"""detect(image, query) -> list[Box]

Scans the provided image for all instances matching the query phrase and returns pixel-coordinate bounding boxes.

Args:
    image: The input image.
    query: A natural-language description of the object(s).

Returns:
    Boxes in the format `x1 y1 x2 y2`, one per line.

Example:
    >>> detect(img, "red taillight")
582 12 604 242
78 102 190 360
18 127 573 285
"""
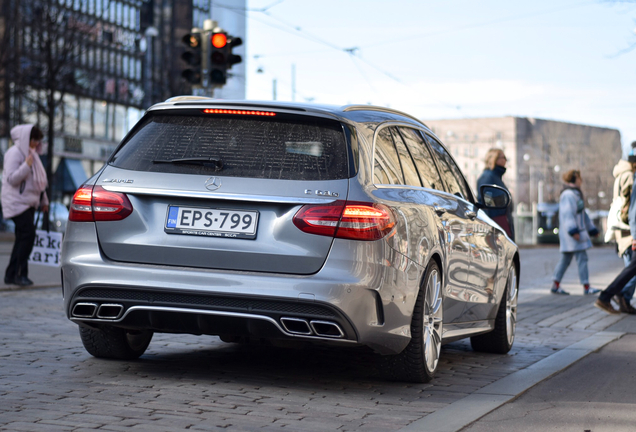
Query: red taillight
293 200 396 241
69 185 133 222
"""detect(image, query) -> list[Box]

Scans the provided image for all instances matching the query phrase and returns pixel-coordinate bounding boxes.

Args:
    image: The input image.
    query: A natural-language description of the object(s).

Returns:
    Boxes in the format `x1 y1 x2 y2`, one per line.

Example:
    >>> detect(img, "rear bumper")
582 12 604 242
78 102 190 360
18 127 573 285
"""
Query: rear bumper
62 223 424 354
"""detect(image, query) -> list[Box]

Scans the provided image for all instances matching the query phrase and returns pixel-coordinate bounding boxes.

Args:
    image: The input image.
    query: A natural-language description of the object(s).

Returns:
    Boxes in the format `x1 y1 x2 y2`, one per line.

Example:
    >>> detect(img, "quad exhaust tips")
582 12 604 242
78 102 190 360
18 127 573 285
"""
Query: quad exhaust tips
280 317 344 338
71 303 98 318
96 304 124 319
71 303 123 320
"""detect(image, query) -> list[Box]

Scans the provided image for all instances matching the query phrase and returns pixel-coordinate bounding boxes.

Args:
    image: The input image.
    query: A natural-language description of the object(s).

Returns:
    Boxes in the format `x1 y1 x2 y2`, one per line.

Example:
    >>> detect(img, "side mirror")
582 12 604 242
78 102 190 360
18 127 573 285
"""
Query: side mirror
479 184 510 210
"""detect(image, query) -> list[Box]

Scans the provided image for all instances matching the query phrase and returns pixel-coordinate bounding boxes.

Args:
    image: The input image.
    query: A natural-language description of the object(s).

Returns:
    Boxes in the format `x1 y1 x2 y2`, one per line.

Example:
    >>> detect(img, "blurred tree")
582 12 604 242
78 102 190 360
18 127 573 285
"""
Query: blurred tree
0 0 112 204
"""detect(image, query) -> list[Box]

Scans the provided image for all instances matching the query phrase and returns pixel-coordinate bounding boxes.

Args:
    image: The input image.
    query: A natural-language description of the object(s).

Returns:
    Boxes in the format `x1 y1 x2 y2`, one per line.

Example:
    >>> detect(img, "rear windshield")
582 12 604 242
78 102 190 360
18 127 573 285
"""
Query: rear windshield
109 112 350 180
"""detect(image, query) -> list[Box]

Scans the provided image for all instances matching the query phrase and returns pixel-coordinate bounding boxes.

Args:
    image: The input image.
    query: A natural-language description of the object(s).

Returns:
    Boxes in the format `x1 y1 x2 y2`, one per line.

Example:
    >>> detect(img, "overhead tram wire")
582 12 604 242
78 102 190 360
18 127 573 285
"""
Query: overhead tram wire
216 1 595 118
360 0 596 48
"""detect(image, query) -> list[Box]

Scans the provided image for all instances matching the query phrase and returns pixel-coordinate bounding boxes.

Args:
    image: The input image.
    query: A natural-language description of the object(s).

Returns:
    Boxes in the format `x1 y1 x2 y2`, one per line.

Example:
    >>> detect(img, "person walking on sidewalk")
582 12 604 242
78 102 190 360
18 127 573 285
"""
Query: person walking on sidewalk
477 148 515 240
1 124 49 286
596 148 636 314
604 149 636 313
550 169 600 295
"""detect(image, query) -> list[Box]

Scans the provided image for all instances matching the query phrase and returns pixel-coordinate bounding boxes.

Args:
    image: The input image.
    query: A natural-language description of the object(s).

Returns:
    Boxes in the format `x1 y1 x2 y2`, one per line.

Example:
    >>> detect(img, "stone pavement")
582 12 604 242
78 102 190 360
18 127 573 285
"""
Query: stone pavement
0 245 632 431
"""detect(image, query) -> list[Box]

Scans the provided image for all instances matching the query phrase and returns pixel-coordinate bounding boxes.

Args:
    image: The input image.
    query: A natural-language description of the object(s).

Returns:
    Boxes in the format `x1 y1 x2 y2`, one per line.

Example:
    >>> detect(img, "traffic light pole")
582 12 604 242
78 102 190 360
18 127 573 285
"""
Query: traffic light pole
201 19 215 89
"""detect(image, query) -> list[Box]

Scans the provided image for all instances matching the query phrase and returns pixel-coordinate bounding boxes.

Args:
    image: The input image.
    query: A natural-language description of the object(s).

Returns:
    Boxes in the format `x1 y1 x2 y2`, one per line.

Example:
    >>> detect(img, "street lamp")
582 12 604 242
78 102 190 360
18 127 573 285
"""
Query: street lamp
143 26 159 109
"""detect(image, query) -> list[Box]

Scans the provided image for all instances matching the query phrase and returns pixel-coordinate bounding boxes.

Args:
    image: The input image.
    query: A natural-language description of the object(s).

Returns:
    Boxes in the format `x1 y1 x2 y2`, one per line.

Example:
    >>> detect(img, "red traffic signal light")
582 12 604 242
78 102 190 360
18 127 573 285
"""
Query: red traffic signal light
211 32 227 49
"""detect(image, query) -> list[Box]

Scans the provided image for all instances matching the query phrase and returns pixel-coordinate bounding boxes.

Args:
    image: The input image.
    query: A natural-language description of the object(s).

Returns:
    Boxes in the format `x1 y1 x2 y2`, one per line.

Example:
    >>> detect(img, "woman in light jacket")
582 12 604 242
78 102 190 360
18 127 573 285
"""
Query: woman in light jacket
1 124 49 286
550 169 599 295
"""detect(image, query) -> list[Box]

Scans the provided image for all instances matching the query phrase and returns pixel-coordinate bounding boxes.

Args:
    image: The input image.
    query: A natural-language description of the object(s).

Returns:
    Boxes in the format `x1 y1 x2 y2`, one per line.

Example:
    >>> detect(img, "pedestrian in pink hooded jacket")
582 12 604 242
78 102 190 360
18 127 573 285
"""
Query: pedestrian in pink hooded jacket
1 124 49 286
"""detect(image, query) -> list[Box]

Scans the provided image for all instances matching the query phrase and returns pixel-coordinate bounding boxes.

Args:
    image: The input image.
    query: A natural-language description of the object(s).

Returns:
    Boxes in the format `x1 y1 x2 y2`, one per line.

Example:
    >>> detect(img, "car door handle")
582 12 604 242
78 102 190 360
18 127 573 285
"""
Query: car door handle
465 211 477 219
434 206 446 215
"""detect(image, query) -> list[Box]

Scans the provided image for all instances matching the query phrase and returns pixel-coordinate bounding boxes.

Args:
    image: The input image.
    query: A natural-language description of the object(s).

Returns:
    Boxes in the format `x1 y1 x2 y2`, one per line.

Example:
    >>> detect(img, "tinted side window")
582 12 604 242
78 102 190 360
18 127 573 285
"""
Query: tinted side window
425 134 472 201
110 113 349 180
390 128 421 187
373 127 403 185
398 127 443 191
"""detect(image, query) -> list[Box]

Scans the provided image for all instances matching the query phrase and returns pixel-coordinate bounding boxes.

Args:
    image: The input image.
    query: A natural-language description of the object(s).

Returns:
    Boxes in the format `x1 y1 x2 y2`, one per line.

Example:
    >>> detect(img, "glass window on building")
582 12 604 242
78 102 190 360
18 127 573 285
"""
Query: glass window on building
127 107 143 131
109 51 115 74
94 101 107 138
63 94 79 135
79 98 93 137
116 53 122 76
123 55 129 77
114 104 126 141
117 2 123 25
123 4 129 28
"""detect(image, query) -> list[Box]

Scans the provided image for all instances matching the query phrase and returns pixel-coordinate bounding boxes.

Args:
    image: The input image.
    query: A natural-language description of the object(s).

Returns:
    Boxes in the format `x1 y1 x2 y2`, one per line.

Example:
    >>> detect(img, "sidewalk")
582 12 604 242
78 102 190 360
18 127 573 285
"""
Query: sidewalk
0 234 61 291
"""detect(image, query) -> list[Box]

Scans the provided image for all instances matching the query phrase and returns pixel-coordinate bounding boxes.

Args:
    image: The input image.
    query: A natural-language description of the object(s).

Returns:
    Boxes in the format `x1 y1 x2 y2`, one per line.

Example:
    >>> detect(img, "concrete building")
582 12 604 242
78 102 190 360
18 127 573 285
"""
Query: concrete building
423 117 622 212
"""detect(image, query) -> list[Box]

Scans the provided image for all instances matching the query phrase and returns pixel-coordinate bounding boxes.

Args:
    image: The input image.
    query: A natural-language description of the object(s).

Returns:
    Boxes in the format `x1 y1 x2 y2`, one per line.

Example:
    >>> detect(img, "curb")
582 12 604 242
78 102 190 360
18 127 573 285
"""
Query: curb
399 331 625 432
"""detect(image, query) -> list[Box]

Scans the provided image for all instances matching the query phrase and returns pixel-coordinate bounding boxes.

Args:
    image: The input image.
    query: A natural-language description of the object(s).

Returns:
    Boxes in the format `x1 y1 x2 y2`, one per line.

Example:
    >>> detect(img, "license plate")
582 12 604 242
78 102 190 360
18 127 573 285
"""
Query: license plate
165 206 259 239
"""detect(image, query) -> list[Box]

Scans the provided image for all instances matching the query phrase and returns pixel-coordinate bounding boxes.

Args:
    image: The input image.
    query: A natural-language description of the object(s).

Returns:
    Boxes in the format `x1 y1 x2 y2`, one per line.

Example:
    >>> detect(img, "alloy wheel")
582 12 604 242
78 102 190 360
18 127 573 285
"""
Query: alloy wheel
506 267 518 346
423 268 443 372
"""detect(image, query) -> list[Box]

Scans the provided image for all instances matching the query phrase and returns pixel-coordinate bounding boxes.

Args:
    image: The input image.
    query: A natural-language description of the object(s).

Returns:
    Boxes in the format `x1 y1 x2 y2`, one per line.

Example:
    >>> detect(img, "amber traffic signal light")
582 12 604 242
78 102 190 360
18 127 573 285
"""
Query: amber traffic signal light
181 32 203 85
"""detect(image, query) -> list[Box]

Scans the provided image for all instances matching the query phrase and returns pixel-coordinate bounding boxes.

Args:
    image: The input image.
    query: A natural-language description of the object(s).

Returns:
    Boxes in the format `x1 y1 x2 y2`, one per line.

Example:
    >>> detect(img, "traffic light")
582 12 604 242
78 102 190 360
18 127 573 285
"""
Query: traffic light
226 36 243 69
209 30 228 85
181 31 203 85
209 31 243 86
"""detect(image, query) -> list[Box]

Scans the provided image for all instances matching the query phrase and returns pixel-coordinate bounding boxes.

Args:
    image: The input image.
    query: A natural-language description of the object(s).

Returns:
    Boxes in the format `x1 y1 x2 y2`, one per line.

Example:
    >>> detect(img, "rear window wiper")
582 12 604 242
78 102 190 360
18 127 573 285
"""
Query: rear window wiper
152 157 223 171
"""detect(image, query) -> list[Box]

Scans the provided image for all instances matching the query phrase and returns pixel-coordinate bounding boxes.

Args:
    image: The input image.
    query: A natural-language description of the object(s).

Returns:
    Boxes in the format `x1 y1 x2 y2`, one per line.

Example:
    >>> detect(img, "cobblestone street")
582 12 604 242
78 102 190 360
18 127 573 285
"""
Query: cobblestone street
0 246 630 431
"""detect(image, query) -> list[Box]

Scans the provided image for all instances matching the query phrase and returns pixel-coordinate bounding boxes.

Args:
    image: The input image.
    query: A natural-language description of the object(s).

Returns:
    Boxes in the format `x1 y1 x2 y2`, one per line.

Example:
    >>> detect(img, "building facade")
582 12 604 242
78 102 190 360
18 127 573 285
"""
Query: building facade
0 0 245 203
424 117 622 212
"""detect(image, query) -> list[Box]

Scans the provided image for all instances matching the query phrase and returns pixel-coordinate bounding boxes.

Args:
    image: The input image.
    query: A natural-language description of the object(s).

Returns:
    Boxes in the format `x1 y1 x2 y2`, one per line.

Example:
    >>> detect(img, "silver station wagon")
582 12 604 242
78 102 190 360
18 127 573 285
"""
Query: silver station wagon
62 98 519 382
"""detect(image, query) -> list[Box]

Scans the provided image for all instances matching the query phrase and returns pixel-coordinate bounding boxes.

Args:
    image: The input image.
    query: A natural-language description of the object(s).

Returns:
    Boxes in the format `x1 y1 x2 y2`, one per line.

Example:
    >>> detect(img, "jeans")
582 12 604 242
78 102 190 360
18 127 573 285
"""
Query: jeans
5 207 35 281
621 248 636 301
553 250 589 285
600 252 636 302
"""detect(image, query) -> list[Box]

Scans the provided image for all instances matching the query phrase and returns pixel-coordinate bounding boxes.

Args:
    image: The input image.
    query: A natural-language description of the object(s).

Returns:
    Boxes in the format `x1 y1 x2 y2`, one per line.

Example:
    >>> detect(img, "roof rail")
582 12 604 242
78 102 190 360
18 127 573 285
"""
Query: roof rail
342 104 428 128
164 96 216 103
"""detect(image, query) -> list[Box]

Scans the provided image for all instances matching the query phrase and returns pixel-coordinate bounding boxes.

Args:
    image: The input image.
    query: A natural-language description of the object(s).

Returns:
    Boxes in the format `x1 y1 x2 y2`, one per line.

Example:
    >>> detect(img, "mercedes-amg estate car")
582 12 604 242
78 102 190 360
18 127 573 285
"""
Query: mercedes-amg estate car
62 97 519 382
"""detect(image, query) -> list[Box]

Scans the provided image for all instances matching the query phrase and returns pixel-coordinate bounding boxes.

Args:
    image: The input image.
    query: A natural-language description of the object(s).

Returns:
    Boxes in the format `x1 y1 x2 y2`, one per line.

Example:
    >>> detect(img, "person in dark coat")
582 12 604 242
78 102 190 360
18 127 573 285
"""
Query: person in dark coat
477 148 515 240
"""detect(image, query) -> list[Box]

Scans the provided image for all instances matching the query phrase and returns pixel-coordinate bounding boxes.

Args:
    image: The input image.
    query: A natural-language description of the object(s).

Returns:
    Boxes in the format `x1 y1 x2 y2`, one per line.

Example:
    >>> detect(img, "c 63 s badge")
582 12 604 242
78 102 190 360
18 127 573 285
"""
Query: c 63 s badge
305 189 339 197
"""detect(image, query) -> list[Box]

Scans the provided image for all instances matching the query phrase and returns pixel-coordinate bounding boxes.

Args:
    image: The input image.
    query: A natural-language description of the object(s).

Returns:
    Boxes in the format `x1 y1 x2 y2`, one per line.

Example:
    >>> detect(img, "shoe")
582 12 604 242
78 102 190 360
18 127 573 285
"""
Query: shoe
594 299 620 315
584 287 601 295
615 295 636 314
3 277 15 285
14 276 33 286
551 287 570 295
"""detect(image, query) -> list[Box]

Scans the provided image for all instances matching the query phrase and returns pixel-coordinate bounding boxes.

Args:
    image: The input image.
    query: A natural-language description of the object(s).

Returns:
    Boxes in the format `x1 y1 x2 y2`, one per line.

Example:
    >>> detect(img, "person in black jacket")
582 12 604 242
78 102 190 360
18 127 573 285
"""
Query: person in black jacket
477 148 514 240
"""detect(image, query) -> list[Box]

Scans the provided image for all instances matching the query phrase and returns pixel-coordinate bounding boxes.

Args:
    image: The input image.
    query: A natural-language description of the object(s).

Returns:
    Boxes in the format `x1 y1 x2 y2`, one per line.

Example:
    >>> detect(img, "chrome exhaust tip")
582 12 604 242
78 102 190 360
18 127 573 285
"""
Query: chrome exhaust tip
96 304 124 320
71 303 98 318
310 320 345 338
280 317 313 335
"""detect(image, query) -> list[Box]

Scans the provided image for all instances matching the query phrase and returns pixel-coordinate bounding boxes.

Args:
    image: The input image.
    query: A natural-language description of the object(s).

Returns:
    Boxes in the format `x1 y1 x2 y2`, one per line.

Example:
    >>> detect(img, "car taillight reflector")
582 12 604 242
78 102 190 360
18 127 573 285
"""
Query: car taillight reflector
292 200 345 237
69 185 133 222
293 201 396 241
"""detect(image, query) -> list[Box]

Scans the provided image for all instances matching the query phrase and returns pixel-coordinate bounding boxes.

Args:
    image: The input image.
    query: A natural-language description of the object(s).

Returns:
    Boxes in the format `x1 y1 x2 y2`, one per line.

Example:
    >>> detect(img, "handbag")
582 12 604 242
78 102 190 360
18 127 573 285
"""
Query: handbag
28 206 62 267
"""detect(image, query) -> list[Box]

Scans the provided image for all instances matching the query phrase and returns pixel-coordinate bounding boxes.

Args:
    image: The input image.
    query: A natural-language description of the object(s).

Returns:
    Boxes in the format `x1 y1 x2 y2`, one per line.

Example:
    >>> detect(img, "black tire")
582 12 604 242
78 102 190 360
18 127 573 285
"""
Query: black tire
385 261 443 383
79 325 153 360
470 265 518 354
